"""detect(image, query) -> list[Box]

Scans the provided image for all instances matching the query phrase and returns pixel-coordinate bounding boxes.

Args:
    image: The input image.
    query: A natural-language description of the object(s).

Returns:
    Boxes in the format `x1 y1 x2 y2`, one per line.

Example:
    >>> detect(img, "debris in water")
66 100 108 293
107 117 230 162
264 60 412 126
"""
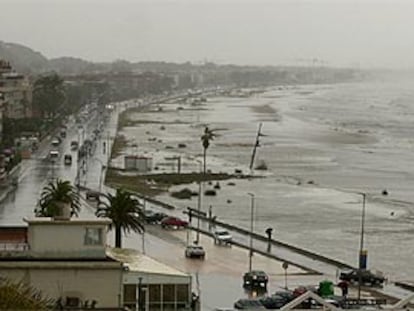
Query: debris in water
204 189 217 196
171 188 197 199
255 160 268 170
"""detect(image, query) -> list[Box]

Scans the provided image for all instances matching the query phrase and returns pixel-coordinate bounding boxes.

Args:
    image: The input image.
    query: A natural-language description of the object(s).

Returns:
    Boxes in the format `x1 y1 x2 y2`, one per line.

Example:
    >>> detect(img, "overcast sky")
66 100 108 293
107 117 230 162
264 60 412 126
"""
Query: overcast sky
1 0 413 68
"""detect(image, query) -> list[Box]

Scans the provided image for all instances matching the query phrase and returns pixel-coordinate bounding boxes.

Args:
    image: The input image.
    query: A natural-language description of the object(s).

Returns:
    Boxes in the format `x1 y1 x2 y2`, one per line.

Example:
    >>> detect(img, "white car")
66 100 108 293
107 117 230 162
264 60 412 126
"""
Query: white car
51 138 60 147
49 150 59 161
185 244 205 259
213 228 232 245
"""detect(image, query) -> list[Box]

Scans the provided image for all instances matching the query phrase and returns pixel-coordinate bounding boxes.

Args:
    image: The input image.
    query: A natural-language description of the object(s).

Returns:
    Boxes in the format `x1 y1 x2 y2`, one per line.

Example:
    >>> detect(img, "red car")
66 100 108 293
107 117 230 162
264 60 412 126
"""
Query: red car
161 216 188 229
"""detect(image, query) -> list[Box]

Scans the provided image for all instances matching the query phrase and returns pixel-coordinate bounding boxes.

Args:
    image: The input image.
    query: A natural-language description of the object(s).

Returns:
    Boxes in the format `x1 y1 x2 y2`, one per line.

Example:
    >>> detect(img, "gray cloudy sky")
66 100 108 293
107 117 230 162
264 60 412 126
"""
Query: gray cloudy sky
1 0 413 68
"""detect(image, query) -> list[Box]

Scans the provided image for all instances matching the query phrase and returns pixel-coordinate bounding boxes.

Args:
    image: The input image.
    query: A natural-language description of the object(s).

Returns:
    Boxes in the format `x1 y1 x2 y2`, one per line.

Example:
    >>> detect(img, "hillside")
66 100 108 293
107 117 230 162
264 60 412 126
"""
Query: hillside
0 40 364 85
0 41 49 74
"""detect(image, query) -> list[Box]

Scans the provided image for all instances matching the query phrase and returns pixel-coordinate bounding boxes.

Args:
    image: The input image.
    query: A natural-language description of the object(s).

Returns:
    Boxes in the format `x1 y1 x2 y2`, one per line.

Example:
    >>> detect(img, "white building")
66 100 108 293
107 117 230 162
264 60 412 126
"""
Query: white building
109 248 192 311
0 216 192 311
124 155 153 172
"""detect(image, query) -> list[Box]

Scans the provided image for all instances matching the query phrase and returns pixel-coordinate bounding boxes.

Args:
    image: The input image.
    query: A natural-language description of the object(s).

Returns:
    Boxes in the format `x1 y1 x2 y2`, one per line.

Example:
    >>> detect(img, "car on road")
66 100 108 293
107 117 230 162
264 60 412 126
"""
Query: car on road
51 138 61 146
49 150 59 161
339 269 385 287
185 244 206 259
86 190 100 201
70 141 79 150
234 299 265 310
259 292 294 309
273 290 295 302
243 270 269 289
213 228 232 245
143 210 168 224
161 216 188 229
64 154 72 165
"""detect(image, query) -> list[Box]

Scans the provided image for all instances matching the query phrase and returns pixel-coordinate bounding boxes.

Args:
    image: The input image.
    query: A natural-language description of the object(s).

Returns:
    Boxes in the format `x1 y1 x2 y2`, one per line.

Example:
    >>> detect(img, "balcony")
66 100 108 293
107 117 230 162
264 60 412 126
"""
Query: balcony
0 242 30 257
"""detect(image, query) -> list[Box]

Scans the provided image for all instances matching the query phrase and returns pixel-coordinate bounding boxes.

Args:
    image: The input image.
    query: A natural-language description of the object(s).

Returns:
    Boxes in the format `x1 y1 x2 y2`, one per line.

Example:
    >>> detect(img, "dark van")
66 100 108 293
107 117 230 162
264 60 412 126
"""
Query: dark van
64 154 72 165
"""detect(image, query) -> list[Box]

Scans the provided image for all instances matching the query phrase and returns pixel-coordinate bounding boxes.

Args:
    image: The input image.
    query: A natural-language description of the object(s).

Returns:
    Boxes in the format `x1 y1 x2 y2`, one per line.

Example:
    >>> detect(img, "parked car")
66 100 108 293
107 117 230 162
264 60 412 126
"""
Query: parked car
51 138 61 147
64 154 72 166
86 190 100 201
292 285 317 297
213 228 232 245
259 295 290 309
49 150 59 161
257 291 294 309
70 141 79 150
185 244 205 259
143 210 168 224
161 216 188 229
273 291 295 302
243 270 269 288
234 299 265 310
339 269 385 287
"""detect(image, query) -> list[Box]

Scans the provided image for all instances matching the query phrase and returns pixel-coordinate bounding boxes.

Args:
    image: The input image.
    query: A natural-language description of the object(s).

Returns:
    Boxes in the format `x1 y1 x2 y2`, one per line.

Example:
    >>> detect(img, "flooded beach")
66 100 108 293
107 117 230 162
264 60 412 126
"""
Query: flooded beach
114 76 414 282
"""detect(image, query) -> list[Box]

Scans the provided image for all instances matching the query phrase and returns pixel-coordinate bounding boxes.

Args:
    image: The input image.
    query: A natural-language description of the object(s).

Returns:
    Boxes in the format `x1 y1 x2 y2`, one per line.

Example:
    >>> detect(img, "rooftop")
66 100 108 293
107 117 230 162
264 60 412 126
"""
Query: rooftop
107 247 188 277
23 217 112 225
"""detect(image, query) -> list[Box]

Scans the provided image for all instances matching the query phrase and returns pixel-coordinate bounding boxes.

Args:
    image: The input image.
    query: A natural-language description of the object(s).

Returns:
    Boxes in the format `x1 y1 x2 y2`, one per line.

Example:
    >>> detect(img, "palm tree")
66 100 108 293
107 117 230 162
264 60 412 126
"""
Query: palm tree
201 127 216 175
35 179 80 218
0 277 53 310
95 188 144 248
33 73 65 119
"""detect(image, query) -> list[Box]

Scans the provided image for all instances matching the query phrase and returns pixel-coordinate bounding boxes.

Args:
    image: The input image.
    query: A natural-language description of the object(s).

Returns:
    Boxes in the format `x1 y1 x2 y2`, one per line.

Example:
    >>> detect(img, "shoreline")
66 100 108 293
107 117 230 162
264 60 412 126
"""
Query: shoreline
105 84 414 283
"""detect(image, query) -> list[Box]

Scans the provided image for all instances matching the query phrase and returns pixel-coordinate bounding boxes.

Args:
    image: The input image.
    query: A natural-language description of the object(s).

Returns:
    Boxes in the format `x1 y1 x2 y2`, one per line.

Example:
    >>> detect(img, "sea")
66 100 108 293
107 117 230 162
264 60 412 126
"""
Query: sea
117 73 414 282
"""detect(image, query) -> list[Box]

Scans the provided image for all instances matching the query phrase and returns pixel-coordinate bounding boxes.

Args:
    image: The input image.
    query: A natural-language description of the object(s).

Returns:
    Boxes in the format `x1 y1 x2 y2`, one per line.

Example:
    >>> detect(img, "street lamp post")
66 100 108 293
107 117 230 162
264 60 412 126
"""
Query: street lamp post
138 277 143 311
248 192 255 273
357 192 367 302
98 164 105 193
196 160 202 244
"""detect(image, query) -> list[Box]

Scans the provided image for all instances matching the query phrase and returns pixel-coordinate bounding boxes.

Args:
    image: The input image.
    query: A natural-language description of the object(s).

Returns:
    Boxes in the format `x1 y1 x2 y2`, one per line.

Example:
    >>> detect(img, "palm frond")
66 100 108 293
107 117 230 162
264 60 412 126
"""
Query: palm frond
35 179 80 217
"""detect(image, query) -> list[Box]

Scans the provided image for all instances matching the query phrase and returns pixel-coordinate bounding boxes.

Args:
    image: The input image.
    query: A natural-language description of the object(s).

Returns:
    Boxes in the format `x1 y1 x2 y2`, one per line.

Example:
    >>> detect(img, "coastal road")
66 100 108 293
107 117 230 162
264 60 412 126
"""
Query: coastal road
121 223 322 311
0 104 102 225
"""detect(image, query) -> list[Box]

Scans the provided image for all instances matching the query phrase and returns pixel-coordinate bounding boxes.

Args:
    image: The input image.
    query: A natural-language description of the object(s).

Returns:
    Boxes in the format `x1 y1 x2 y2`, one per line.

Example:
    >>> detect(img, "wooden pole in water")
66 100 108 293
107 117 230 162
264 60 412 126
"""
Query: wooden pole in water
249 123 264 171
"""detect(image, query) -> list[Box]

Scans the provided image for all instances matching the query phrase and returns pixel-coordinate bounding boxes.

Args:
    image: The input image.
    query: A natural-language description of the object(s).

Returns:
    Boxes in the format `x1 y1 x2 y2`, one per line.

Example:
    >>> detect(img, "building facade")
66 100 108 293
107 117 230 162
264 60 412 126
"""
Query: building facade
0 218 123 309
0 59 33 119
109 248 192 311
0 216 193 311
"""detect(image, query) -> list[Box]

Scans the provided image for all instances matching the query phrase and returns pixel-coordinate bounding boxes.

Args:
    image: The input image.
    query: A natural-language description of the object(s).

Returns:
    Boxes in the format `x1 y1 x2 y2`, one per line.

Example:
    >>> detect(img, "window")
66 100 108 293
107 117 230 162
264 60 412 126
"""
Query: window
84 228 103 245
162 284 175 303
176 284 189 302
148 284 161 311
149 284 161 302
123 284 136 304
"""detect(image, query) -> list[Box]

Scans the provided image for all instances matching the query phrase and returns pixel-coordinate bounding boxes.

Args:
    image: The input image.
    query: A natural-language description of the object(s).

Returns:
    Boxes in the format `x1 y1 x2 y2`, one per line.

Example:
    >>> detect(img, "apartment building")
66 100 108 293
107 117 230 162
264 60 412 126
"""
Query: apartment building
0 59 33 119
